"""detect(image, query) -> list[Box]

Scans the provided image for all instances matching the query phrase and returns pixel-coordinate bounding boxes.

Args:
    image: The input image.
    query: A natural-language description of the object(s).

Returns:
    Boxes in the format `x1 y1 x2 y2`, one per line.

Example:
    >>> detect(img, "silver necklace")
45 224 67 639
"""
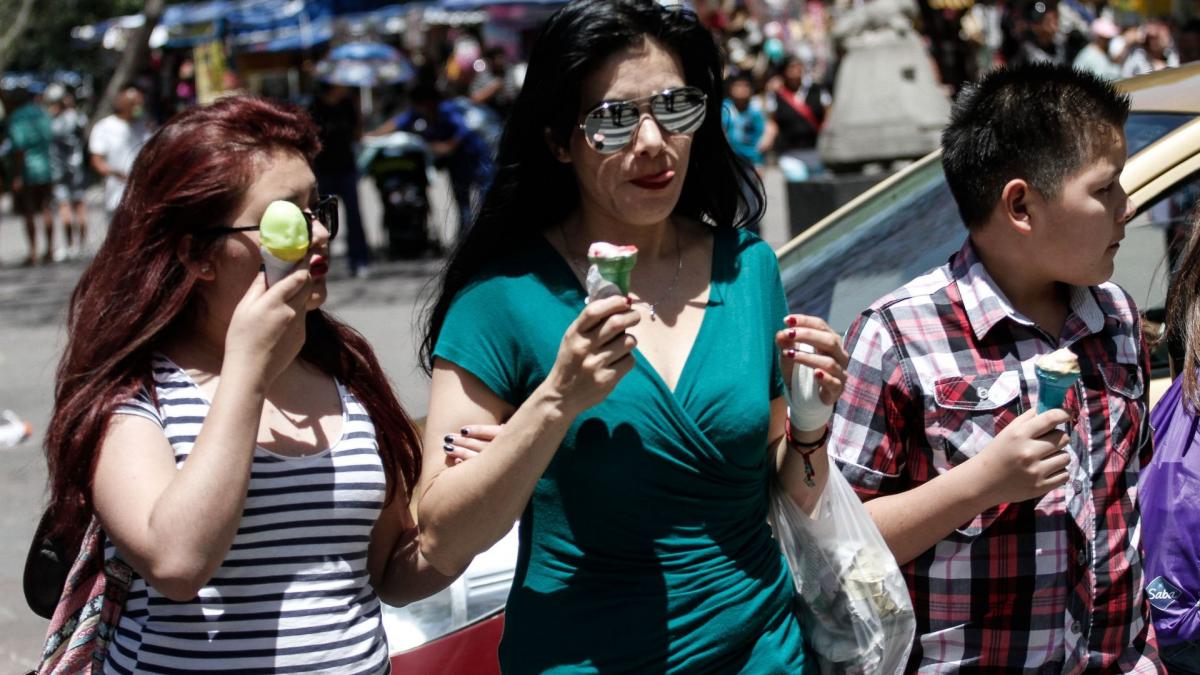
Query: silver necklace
559 221 683 320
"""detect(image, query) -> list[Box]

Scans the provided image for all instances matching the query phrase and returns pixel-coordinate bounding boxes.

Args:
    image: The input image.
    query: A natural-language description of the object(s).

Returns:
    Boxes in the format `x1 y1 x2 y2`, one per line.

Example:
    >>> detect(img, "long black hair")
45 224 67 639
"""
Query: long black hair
421 0 764 371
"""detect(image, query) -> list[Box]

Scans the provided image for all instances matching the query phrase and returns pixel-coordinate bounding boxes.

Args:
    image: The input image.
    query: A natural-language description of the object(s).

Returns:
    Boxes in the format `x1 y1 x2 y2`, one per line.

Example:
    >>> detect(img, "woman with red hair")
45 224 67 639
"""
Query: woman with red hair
43 95 455 672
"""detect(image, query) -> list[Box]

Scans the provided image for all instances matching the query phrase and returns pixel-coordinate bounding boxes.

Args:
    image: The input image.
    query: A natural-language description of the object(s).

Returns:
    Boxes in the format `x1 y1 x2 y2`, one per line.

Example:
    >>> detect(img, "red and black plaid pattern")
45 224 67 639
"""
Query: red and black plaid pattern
829 240 1162 673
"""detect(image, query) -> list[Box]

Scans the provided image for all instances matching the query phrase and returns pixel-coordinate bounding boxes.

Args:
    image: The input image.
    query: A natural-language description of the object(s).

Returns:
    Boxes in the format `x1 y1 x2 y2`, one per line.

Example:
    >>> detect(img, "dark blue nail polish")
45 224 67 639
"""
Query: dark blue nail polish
460 427 470 437
444 434 454 444
443 444 455 453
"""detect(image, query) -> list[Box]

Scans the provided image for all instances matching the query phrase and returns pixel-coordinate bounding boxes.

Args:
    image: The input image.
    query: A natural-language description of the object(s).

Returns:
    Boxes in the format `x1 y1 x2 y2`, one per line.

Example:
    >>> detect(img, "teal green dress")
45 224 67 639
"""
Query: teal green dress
434 227 810 673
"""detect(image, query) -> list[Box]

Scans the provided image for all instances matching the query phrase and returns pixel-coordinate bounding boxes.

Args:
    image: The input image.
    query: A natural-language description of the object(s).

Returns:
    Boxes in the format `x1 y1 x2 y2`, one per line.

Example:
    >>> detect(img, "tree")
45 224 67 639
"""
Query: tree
0 0 37 76
89 0 165 127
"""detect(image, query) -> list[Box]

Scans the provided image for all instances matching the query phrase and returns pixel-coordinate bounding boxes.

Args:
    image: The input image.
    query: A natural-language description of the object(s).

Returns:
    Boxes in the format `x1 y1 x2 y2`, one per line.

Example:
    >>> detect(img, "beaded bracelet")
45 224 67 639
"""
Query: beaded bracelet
785 418 830 487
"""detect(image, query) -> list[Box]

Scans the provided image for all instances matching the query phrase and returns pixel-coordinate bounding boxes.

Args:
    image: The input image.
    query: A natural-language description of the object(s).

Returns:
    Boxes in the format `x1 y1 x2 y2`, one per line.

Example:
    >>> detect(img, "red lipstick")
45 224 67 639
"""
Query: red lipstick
631 170 675 190
310 255 329 278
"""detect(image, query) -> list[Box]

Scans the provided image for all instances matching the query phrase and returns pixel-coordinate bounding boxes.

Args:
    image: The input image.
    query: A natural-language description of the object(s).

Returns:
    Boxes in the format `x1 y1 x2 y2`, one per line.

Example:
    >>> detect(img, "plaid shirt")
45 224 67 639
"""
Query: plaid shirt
830 239 1162 673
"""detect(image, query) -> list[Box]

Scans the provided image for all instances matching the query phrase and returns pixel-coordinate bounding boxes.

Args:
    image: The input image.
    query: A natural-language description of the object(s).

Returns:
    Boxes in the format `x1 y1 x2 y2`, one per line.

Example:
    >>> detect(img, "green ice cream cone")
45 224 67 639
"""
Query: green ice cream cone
587 246 638 295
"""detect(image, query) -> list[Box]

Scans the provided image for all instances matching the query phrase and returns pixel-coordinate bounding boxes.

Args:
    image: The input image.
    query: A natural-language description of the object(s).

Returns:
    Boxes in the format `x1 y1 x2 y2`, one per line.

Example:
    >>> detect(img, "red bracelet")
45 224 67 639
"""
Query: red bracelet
785 419 828 488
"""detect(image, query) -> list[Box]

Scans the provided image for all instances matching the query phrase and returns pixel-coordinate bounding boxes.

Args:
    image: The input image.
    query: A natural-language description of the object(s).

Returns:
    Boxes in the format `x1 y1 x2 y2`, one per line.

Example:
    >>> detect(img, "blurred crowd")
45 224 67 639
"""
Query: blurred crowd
0 0 1195 270
704 0 1197 178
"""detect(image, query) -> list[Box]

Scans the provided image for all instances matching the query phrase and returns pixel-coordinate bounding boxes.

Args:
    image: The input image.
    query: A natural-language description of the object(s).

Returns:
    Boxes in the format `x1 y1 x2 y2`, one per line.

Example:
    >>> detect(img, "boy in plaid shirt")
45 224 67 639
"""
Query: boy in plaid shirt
829 63 1162 672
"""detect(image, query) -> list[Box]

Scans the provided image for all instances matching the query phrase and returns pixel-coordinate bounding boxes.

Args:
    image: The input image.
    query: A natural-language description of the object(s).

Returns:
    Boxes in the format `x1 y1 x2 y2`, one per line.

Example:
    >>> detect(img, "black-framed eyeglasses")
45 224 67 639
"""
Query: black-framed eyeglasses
198 195 340 241
579 86 708 154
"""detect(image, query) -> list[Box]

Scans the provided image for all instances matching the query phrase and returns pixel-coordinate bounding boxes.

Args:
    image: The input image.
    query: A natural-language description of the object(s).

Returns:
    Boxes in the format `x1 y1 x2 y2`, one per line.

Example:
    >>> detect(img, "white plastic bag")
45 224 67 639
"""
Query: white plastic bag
769 465 916 674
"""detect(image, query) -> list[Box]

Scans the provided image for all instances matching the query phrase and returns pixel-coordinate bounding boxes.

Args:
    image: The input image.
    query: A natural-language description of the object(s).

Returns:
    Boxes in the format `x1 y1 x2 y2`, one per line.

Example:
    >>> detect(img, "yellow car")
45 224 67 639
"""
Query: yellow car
777 64 1200 405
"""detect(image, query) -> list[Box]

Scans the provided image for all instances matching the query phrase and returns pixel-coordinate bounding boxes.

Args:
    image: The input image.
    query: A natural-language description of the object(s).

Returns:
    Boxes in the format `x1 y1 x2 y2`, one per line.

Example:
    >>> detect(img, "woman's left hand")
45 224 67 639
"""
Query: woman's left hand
775 314 849 408
440 424 502 465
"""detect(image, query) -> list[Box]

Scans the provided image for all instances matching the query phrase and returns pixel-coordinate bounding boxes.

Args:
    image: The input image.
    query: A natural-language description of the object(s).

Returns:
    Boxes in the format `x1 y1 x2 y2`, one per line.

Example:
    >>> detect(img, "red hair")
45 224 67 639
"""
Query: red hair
45 96 421 549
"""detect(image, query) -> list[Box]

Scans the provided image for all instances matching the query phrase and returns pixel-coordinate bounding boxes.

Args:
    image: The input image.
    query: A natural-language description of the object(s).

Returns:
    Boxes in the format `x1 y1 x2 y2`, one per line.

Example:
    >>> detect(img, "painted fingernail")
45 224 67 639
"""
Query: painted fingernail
443 434 455 444
626 295 633 306
787 329 796 339
785 316 797 327
443 444 455 453
816 371 825 380
785 348 796 358
460 427 470 437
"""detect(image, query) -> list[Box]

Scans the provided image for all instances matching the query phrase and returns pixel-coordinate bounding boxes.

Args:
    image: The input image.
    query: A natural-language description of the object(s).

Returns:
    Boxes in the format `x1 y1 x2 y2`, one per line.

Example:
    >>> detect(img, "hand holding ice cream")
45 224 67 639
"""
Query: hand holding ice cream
259 200 310 285
585 242 638 302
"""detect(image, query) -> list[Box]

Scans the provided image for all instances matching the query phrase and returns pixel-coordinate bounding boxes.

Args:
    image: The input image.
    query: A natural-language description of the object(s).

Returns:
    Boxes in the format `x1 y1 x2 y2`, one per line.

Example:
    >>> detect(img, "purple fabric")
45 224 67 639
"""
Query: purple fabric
1142 374 1200 647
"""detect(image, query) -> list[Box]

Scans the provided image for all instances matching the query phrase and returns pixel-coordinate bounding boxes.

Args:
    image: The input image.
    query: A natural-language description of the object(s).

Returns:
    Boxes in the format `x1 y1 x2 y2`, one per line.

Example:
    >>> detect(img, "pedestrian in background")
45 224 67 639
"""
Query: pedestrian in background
1013 0 1069 65
372 82 494 238
721 71 771 171
1122 19 1180 77
416 1 848 672
309 81 371 278
7 85 56 266
1073 16 1123 80
88 85 150 225
45 83 89 261
767 55 830 180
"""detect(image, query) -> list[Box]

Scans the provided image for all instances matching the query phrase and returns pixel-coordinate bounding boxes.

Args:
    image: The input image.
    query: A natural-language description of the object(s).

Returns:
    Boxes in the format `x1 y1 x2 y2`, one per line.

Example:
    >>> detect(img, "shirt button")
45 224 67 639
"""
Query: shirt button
1072 480 1083 493
976 387 990 400
1071 620 1082 634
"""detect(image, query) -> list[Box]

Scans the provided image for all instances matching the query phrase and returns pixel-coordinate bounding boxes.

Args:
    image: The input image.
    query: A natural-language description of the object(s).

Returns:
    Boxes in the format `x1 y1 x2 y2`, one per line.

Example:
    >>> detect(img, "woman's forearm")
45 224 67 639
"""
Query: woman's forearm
418 383 574 576
776 430 831 514
142 366 264 596
372 522 458 607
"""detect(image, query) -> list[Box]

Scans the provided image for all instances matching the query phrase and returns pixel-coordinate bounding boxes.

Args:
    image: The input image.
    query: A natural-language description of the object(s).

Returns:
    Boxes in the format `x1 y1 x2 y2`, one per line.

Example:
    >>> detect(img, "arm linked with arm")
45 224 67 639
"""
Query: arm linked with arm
415 294 639 576
414 361 574 577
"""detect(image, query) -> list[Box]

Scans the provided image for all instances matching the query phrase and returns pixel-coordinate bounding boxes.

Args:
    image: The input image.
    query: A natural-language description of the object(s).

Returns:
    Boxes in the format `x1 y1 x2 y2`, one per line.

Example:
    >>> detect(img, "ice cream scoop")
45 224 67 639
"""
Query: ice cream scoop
1035 348 1081 413
259 200 309 285
586 242 638 296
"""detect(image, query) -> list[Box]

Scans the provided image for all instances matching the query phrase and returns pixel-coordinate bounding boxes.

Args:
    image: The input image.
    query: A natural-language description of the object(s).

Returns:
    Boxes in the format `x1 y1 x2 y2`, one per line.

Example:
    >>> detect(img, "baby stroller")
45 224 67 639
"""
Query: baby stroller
360 131 434 259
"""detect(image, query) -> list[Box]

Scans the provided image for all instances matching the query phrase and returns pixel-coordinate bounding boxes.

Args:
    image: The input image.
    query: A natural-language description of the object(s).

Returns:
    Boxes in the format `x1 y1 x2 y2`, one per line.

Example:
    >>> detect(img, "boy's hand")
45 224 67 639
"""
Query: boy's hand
971 408 1072 506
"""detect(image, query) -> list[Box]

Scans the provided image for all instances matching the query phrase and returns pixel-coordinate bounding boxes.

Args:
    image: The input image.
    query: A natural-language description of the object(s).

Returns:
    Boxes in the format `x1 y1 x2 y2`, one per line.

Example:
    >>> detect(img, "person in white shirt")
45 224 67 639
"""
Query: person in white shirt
88 86 150 218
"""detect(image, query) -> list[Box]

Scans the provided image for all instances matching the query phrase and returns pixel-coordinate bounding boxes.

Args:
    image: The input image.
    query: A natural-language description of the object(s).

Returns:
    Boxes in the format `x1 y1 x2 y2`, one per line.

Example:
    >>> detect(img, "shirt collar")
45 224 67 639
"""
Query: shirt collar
952 238 1106 341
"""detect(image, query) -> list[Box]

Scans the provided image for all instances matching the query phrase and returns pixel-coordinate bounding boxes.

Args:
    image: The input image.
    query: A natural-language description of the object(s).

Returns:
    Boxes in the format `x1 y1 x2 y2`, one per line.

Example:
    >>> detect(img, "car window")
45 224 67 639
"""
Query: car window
1126 113 1194 157
778 112 1197 337
779 158 964 334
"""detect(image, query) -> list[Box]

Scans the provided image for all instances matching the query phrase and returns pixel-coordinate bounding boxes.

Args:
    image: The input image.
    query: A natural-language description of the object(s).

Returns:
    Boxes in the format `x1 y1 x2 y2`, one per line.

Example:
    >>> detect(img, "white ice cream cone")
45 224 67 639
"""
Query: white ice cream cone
261 247 300 286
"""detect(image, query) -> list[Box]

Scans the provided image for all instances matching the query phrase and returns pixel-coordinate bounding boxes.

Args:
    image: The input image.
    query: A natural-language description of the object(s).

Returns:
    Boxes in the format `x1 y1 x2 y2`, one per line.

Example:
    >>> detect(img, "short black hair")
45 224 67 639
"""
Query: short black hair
726 70 754 88
941 63 1130 228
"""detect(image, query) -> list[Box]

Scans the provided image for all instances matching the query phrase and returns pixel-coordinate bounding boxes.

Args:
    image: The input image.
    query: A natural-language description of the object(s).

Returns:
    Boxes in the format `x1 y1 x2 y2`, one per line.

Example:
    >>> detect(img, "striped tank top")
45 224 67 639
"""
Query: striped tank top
103 355 391 673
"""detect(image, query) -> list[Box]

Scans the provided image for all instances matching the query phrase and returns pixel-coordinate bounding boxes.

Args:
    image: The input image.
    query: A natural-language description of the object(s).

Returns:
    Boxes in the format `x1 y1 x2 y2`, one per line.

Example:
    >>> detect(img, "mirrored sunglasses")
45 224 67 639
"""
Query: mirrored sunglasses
579 86 708 154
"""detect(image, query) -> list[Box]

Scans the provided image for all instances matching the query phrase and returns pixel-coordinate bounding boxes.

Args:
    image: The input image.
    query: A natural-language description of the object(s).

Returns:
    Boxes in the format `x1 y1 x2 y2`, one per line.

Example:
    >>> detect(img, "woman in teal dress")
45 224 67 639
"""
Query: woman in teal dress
415 2 850 671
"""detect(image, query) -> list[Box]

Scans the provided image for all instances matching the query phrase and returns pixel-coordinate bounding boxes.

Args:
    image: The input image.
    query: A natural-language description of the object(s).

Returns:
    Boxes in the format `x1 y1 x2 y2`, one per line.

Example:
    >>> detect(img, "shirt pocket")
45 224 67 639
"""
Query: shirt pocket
931 370 1025 462
1094 362 1145 463
930 370 1025 539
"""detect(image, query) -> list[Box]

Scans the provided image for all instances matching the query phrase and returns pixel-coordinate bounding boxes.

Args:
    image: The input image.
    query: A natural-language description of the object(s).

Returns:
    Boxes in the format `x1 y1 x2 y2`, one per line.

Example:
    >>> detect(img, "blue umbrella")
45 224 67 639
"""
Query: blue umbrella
328 42 402 61
316 41 414 88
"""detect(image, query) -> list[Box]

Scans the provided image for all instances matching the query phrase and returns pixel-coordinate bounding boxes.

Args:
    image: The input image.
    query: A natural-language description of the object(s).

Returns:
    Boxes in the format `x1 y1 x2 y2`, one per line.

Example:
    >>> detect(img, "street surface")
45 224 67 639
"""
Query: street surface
0 168 791 668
